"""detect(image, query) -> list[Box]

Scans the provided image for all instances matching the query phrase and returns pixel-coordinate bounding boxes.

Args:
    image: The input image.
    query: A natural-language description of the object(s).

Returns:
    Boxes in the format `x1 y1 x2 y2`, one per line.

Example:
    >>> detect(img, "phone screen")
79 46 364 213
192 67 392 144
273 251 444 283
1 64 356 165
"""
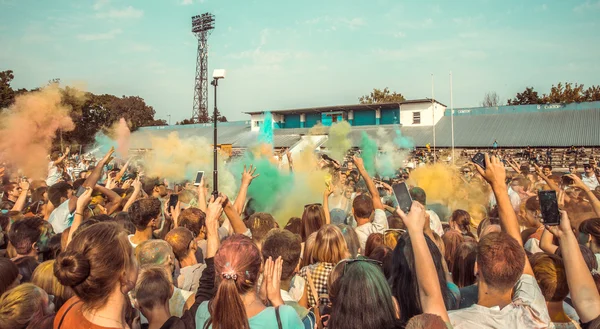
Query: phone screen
539 190 560 225
472 152 486 170
194 171 204 186
392 182 413 214
75 185 87 198
168 194 179 210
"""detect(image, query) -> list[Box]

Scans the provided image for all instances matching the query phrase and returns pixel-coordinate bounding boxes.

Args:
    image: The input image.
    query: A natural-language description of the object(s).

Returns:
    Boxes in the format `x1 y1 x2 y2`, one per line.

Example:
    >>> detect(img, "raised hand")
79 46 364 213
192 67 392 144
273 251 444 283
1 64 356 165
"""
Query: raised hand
352 155 365 169
397 201 427 233
76 187 93 210
473 154 506 188
546 210 572 239
241 165 260 186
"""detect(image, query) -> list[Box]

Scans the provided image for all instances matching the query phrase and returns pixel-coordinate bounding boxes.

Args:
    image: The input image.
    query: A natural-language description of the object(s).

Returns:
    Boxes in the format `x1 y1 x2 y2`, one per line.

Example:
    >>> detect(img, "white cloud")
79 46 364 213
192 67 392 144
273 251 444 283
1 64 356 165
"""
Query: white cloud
93 0 109 10
96 6 143 19
573 0 600 12
77 28 122 41
304 16 366 30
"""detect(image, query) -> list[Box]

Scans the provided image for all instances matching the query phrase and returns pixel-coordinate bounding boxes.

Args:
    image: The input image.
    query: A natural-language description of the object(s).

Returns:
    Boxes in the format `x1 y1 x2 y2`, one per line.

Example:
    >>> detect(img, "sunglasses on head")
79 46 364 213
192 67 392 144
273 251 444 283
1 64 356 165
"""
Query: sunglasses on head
339 258 383 275
304 203 322 209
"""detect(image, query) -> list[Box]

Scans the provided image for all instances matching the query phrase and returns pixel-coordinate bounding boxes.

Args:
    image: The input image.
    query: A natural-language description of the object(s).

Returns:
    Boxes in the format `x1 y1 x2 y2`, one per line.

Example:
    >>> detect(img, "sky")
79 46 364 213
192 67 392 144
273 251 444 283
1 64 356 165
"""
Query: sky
1 0 599 123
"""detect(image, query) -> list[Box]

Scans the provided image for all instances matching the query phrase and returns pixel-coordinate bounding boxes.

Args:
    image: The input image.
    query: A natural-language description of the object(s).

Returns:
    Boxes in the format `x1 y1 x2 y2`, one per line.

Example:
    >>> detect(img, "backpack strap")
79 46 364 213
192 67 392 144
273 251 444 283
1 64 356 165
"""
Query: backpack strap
305 269 323 329
275 306 283 329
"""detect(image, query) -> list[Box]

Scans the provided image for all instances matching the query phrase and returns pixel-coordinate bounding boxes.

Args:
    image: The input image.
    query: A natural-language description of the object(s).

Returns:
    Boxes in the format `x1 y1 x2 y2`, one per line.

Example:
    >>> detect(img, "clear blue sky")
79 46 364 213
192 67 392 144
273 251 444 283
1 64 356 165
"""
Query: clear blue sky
1 0 599 123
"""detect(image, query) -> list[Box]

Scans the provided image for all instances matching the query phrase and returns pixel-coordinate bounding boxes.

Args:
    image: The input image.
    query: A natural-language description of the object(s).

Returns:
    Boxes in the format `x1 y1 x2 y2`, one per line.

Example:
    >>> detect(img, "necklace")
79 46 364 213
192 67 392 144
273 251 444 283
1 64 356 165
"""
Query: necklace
89 312 125 328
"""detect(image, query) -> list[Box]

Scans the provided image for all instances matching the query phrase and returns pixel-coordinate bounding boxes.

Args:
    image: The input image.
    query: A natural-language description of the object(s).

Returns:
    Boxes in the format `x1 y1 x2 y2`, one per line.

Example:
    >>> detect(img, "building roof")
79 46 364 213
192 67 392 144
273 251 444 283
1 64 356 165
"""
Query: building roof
403 108 600 147
244 99 446 115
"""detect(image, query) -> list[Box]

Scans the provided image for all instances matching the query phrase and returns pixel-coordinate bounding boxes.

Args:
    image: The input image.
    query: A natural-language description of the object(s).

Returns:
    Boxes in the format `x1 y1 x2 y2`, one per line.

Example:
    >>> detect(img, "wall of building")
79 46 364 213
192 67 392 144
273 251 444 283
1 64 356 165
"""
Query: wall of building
400 102 445 127
353 110 377 126
380 108 400 125
445 100 600 117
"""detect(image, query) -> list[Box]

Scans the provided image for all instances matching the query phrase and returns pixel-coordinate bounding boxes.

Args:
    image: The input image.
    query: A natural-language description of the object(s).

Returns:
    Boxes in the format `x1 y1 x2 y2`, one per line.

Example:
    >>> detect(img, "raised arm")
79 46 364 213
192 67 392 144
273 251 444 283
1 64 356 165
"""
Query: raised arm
123 178 142 212
54 147 70 165
323 185 333 225
93 184 123 215
398 202 449 322
548 211 600 323
67 187 93 246
233 165 259 215
569 174 600 217
353 155 384 210
11 181 30 212
114 159 131 182
474 154 533 276
196 175 207 213
539 228 558 254
68 147 114 213
223 194 250 235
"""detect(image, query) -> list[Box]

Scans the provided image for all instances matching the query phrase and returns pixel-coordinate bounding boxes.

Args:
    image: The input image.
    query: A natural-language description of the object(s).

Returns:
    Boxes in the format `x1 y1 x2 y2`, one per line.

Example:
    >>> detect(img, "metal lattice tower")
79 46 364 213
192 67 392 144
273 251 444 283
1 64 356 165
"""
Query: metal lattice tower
191 13 215 123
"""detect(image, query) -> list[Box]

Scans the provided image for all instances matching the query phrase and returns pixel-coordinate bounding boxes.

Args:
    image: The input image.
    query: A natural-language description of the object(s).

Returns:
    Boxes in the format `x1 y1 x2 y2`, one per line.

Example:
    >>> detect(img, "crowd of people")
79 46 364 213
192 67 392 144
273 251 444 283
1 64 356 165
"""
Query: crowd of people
1 142 600 329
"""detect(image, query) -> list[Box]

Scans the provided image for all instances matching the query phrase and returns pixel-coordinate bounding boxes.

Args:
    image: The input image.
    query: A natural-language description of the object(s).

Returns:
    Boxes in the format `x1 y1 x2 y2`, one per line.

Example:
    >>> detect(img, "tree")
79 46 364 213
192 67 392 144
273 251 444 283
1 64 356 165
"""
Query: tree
584 85 600 101
359 87 406 104
542 82 585 104
507 87 543 105
0 70 16 109
481 91 500 107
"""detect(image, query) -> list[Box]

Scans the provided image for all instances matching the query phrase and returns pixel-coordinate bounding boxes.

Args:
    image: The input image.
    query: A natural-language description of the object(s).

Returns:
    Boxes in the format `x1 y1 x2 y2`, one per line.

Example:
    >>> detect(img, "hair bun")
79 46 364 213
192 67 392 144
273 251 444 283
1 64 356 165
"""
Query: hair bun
54 251 90 287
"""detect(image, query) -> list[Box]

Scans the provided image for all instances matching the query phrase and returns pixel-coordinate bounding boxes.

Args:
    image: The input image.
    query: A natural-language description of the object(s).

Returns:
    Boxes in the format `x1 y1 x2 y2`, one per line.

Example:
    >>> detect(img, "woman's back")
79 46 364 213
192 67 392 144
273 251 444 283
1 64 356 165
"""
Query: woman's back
195 302 303 329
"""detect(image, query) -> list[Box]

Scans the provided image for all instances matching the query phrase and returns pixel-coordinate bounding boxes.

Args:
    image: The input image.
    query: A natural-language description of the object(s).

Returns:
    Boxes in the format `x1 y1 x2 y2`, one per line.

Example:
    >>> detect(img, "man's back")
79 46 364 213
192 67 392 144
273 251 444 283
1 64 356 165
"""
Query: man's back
449 274 549 329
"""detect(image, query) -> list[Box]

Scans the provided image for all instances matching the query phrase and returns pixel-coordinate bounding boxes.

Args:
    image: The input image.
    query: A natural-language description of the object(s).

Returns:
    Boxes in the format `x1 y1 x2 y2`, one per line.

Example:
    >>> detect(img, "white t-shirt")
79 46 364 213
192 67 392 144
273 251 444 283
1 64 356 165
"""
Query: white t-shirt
48 200 73 234
128 234 139 249
46 161 62 186
427 209 444 237
355 209 389 252
449 274 550 328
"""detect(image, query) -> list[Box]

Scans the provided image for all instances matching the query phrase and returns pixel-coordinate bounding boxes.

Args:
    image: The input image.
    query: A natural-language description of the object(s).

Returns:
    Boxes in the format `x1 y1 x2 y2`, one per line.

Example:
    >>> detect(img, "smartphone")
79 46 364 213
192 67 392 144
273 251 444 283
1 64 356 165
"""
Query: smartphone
392 182 413 214
168 194 179 210
75 185 87 197
472 152 486 170
194 171 204 186
539 190 560 226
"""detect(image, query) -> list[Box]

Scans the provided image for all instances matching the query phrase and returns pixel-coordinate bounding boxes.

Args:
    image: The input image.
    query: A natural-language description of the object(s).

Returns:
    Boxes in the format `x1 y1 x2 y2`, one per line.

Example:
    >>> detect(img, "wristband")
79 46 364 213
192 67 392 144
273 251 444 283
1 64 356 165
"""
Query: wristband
75 212 84 216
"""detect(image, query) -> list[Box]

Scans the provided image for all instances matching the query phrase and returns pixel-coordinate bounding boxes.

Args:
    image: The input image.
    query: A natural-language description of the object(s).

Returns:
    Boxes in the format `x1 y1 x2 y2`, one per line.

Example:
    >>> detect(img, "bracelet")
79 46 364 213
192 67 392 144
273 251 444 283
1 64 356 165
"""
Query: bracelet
75 212 84 216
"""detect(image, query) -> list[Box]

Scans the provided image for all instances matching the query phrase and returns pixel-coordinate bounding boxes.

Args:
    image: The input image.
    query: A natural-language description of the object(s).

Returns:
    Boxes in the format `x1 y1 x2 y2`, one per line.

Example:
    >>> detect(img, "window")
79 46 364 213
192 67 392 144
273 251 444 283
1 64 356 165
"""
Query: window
413 112 421 124
254 120 262 128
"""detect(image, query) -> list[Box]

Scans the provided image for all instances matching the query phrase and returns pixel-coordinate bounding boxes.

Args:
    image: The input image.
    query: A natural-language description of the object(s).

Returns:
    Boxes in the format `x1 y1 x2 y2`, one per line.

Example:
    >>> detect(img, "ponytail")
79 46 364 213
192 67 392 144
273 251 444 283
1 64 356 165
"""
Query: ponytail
205 278 250 329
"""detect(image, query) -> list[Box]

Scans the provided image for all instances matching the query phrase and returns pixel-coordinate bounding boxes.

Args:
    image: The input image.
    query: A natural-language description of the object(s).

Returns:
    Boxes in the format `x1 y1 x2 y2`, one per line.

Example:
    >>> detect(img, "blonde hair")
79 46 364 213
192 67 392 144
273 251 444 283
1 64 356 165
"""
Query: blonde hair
32 260 74 310
383 230 402 250
312 225 349 264
0 283 47 329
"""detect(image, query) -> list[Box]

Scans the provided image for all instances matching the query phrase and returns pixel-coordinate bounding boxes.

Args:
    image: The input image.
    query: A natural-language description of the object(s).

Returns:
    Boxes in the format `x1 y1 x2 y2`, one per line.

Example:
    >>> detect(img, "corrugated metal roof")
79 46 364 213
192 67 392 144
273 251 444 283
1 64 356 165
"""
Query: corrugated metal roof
402 109 600 147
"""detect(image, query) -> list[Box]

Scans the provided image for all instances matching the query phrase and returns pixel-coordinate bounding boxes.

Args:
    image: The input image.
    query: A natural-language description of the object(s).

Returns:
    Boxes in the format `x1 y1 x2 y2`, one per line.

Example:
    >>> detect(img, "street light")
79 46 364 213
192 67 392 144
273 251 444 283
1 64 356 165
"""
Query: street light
210 69 226 198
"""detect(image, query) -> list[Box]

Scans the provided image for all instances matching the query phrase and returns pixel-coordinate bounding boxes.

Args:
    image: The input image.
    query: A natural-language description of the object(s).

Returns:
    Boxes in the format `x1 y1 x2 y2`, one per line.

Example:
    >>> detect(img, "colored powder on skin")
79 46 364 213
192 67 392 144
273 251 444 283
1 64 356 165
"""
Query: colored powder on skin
327 121 352 162
0 84 78 179
360 131 378 177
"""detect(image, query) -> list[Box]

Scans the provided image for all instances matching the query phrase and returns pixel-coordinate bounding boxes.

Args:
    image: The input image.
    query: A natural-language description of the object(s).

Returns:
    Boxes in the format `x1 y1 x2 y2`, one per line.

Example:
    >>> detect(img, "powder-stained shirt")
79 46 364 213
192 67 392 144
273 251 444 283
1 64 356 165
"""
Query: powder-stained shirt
449 274 550 329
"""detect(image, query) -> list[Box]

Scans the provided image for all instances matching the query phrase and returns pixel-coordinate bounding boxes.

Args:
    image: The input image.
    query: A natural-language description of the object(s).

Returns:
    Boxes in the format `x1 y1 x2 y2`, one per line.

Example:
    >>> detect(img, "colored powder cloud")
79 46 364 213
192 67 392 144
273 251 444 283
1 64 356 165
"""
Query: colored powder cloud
0 84 77 178
327 121 352 162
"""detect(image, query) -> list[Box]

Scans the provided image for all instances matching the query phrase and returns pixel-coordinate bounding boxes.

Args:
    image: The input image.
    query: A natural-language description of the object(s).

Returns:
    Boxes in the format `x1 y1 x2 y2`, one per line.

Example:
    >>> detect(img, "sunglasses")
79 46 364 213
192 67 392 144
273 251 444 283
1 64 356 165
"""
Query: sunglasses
304 203 322 209
339 258 383 275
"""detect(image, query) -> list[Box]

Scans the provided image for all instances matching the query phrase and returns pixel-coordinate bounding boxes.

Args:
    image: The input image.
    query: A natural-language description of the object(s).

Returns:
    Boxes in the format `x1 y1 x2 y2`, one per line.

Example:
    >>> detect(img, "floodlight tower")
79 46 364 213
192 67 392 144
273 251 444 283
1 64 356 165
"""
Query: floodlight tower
191 13 215 123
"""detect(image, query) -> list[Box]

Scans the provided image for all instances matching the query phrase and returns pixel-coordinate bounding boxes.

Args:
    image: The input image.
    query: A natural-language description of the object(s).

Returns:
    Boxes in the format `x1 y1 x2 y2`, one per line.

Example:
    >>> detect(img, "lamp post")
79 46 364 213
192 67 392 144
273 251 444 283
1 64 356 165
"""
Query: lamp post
210 69 226 198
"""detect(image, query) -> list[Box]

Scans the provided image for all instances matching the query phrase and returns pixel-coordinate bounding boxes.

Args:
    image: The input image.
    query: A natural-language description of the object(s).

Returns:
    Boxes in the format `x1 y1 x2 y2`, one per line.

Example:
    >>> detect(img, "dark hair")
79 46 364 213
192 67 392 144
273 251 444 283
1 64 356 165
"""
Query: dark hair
71 219 99 238
54 222 134 310
409 187 427 205
542 165 552 171
364 233 384 258
368 246 393 279
177 207 206 236
43 233 63 260
284 217 302 235
442 230 464 270
328 261 397 329
579 218 600 250
13 256 39 283
134 266 172 312
261 229 302 280
557 243 597 272
352 194 374 219
206 235 262 329
451 241 477 288
389 233 452 326
47 182 72 208
0 258 19 295
245 212 276 244
477 232 526 291
128 198 162 231
450 210 474 237
113 212 136 234
8 217 44 255
337 224 360 258
387 214 405 230
301 205 326 242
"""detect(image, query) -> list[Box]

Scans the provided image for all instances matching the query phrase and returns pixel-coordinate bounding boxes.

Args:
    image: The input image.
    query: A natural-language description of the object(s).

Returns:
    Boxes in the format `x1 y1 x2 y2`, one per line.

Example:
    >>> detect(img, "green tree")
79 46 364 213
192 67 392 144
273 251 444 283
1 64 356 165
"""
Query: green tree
507 87 543 105
359 87 406 104
0 70 16 109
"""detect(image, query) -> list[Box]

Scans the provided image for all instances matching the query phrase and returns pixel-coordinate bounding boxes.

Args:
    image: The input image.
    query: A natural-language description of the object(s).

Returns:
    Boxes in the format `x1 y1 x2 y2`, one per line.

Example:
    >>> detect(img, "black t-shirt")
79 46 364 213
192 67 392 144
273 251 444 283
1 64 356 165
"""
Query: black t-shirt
458 284 478 309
